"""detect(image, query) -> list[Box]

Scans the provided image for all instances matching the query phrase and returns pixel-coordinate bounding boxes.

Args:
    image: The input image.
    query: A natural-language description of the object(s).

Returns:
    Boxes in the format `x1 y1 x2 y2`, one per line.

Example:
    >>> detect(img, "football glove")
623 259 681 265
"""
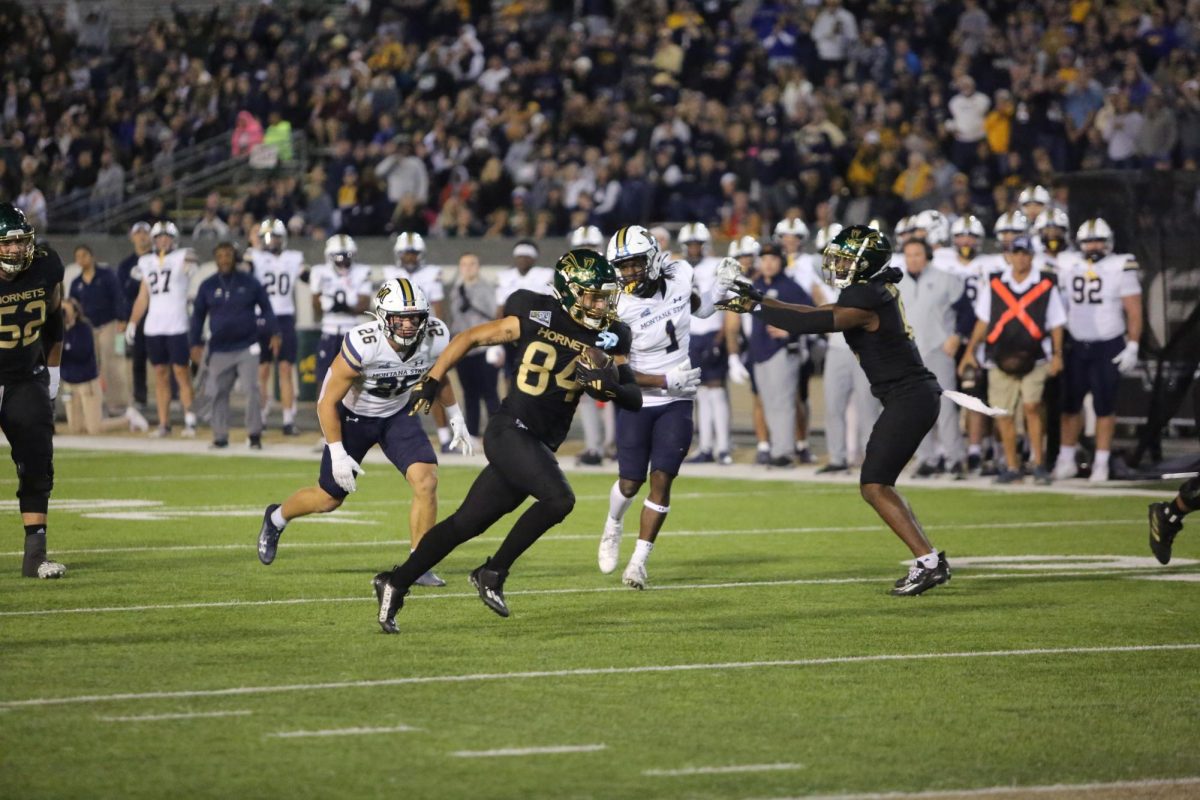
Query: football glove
664 363 701 397
715 294 759 313
124 324 137 348
328 441 365 493
485 345 506 367
727 354 750 385
47 366 60 400
409 374 440 415
714 257 743 293
446 406 474 456
575 361 620 401
1111 340 1139 374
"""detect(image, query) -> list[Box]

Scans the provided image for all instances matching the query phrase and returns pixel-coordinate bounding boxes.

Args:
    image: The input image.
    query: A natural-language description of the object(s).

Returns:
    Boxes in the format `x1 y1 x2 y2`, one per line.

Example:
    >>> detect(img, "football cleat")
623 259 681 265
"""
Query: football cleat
795 447 814 465
373 572 407 634
768 455 794 468
817 462 848 474
22 532 65 579
912 461 939 478
469 559 510 617
994 469 1023 484
258 504 284 565
598 516 623 574
150 426 171 438
966 453 982 473
755 449 771 465
1089 461 1109 483
125 406 150 432
248 434 263 450
413 569 446 587
282 423 301 436
209 440 229 450
717 451 733 466
622 560 647 590
1032 465 1052 485
1148 502 1184 565
1052 454 1078 480
948 461 967 481
576 449 603 466
891 552 951 596
686 450 714 464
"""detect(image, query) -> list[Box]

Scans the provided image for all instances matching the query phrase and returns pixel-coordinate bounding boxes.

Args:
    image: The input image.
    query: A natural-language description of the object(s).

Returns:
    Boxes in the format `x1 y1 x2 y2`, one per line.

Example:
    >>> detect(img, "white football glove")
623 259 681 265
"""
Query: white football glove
124 324 137 348
727 354 750 385
664 364 701 397
715 257 743 293
47 366 60 400
447 406 474 455
319 294 335 313
485 344 506 367
327 441 365 493
1111 340 1139 374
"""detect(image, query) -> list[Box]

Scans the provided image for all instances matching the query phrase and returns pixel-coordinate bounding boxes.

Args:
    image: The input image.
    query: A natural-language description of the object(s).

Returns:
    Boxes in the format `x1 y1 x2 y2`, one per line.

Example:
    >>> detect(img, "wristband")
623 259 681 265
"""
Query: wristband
328 441 347 458
444 403 463 422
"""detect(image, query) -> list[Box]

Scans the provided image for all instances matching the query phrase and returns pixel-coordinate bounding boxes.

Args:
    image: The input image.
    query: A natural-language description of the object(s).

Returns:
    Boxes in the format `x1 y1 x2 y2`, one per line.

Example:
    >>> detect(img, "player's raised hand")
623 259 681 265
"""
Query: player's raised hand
665 364 701 397
715 257 742 293
409 373 441 416
327 441 365 493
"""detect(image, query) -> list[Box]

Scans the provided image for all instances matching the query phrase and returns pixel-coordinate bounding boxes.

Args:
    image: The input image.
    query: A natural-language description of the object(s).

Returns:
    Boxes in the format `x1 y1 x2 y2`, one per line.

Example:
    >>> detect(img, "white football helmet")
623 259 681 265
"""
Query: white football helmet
950 215 985 259
894 216 913 239
150 221 179 253
994 210 1029 236
325 233 357 272
1033 208 1071 254
727 238 743 258
1018 184 1051 211
372 278 431 347
393 232 426 270
773 217 810 242
912 210 950 246
569 225 604 250
259 218 287 253
607 224 662 294
813 223 844 252
678 222 711 255
1076 217 1114 261
736 235 761 259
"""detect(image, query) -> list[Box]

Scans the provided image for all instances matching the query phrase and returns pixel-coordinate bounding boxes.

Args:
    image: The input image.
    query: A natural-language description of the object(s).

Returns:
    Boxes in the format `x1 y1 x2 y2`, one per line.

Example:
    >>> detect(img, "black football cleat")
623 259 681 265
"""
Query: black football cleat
373 572 407 634
258 504 283 565
1148 502 1184 565
22 532 66 579
891 552 951 596
469 559 511 618
282 423 301 436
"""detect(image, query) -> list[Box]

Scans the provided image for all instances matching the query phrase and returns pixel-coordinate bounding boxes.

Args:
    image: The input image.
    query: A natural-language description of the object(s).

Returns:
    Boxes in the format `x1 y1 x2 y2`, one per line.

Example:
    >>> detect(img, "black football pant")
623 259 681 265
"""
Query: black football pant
389 413 575 591
0 377 55 514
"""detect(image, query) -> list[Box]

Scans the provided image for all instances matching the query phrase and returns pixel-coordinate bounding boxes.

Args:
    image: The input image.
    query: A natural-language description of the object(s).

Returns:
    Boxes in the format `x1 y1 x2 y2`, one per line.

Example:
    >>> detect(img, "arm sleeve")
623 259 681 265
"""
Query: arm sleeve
612 363 643 411
756 304 836 335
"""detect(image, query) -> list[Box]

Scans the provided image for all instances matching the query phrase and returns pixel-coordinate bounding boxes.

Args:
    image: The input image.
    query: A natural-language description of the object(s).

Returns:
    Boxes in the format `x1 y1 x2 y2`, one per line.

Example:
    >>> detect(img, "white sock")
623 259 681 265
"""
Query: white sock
283 406 296 425
696 387 714 454
1094 449 1110 467
631 538 654 566
185 411 197 428
270 506 287 530
261 405 271 422
712 388 731 453
917 550 939 569
757 441 770 452
1058 445 1076 464
968 443 981 456
437 427 451 445
795 439 809 451
608 480 634 523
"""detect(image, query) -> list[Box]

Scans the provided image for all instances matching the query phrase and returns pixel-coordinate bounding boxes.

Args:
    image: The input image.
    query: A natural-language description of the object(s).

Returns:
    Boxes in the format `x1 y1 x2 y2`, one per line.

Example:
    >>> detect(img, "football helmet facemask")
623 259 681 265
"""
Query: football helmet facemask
1034 208 1071 254
0 203 36 276
606 225 662 296
950 215 985 259
373 278 431 348
821 224 893 289
1077 218 1114 262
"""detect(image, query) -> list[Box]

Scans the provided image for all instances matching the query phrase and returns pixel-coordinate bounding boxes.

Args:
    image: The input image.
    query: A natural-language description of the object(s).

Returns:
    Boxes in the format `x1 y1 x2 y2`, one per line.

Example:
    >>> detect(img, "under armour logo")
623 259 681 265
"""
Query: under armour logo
596 331 619 350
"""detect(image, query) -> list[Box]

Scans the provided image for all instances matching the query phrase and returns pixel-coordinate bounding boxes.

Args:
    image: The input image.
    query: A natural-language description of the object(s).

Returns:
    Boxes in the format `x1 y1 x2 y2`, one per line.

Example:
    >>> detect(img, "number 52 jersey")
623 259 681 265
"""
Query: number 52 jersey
0 246 63 383
335 317 451 418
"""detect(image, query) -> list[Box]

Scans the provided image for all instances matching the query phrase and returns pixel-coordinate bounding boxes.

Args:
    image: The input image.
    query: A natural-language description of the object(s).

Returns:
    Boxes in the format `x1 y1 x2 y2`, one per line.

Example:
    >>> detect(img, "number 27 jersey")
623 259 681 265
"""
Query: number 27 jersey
336 317 450 418
501 289 632 450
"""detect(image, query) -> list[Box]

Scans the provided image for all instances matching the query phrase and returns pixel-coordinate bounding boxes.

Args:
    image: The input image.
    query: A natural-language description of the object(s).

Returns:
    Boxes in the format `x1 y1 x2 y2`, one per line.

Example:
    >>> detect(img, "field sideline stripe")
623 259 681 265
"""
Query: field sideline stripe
1 643 1196 709
646 763 804 777
266 725 420 738
451 744 606 758
97 710 252 722
755 775 1200 799
1 568 1185 619
0 519 1142 558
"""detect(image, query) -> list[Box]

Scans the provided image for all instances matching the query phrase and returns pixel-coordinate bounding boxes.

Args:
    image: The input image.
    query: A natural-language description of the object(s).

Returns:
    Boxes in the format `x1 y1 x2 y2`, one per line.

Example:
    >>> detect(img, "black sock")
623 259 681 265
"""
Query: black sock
24 524 45 538
389 516 467 590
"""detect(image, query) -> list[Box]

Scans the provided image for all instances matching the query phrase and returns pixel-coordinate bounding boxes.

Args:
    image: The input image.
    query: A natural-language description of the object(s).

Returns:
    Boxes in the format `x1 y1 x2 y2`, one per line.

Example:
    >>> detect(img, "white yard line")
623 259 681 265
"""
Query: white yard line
755 775 1200 799
646 763 805 777
0 519 1146 558
1 643 1195 710
1 568 1187 619
266 725 420 738
451 744 606 758
97 710 252 722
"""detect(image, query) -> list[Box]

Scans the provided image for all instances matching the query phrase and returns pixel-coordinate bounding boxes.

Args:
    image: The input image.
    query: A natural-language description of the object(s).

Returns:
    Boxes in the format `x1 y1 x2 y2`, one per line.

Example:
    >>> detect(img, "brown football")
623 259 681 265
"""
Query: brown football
579 346 614 371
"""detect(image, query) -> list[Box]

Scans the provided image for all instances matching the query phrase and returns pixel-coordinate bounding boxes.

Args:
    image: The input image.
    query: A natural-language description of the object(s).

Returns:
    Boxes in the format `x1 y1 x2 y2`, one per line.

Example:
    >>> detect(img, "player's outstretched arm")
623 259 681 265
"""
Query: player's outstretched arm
410 316 520 414
755 298 874 335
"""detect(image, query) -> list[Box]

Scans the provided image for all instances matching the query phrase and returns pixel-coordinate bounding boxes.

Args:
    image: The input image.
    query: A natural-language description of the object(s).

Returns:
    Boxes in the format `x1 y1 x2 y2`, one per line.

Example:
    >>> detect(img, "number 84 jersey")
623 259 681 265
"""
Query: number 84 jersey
336 317 450 418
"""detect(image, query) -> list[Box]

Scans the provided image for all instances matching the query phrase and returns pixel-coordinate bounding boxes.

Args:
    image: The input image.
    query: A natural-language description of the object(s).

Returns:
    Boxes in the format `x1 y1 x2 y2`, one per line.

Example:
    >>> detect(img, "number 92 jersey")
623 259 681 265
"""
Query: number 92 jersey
501 289 632 450
0 245 63 383
615 260 693 406
336 317 450 418
1056 252 1141 342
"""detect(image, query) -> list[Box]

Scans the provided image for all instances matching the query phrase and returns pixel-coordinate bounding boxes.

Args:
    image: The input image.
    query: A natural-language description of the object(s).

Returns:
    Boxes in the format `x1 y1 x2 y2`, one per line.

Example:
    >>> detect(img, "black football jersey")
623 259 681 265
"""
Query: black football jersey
0 247 64 384
839 281 939 400
500 289 632 450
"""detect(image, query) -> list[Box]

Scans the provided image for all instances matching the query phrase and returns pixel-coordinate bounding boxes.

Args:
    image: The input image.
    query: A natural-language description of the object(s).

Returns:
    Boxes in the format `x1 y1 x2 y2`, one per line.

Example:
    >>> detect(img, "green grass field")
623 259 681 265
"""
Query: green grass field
1 448 1199 800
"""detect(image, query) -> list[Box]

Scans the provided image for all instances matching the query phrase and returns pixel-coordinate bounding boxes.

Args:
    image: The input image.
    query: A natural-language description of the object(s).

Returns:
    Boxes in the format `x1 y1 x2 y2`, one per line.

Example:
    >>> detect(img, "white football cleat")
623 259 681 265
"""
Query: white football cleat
598 517 622 574
414 569 446 587
1089 462 1109 483
125 406 150 432
37 560 66 579
622 560 647 590
1052 455 1078 481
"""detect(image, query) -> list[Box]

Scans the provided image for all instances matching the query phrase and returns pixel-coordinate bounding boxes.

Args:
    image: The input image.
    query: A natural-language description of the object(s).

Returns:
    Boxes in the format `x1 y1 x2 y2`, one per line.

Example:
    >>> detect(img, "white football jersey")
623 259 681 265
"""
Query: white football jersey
616 261 695 407
689 256 724 335
334 317 451 418
785 253 821 295
1056 252 1141 342
1033 248 1076 277
935 254 986 305
138 249 194 336
248 248 304 316
495 266 554 311
310 264 374 336
383 264 445 307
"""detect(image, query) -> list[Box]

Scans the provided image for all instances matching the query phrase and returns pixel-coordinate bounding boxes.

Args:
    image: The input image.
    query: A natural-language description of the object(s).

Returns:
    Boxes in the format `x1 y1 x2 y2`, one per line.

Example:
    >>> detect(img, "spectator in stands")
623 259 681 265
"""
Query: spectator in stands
15 179 46 229
947 76 991 171
192 193 231 243
232 111 264 158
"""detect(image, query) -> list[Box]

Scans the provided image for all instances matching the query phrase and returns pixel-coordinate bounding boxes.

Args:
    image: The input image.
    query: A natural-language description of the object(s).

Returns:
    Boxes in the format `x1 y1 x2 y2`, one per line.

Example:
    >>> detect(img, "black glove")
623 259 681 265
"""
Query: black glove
409 373 441 415
574 362 620 401
458 285 472 314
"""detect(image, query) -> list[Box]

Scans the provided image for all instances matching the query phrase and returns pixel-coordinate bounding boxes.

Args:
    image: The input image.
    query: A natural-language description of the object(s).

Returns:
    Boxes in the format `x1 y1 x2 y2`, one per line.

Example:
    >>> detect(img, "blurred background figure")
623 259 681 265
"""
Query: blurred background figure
447 252 499 441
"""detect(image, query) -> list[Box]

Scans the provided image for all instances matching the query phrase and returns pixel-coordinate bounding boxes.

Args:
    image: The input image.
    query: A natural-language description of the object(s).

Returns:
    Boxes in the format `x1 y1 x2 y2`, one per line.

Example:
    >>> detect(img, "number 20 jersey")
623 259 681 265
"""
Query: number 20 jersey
335 317 450 418
0 246 63 383
247 248 304 316
501 289 632 450
615 260 693 407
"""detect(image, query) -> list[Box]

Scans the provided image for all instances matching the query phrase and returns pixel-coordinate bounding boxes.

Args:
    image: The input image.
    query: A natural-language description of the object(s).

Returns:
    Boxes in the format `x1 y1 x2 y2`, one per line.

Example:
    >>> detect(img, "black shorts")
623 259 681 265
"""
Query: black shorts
861 382 940 486
145 333 189 367
258 315 298 364
1063 336 1124 416
318 402 436 500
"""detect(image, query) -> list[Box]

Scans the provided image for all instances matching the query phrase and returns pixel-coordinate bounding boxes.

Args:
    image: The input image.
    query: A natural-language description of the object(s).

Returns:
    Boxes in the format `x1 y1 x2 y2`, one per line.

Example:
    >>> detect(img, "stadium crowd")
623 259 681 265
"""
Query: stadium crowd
0 0 1198 237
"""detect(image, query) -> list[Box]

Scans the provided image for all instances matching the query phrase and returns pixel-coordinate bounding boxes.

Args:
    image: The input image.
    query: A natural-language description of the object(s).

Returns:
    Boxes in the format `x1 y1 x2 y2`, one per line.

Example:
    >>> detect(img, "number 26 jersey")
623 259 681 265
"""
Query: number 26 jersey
335 317 450 418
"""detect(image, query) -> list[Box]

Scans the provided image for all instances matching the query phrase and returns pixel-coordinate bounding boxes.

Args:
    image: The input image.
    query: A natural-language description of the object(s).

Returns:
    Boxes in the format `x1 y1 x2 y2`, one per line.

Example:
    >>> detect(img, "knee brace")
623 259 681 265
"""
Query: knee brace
16 456 53 515
1180 476 1200 512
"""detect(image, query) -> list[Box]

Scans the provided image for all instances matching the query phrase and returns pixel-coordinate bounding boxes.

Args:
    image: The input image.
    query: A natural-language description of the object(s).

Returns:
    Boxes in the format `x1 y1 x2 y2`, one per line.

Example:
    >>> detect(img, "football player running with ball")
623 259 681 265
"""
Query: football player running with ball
258 279 471 588
718 225 952 596
598 225 719 589
374 249 641 633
